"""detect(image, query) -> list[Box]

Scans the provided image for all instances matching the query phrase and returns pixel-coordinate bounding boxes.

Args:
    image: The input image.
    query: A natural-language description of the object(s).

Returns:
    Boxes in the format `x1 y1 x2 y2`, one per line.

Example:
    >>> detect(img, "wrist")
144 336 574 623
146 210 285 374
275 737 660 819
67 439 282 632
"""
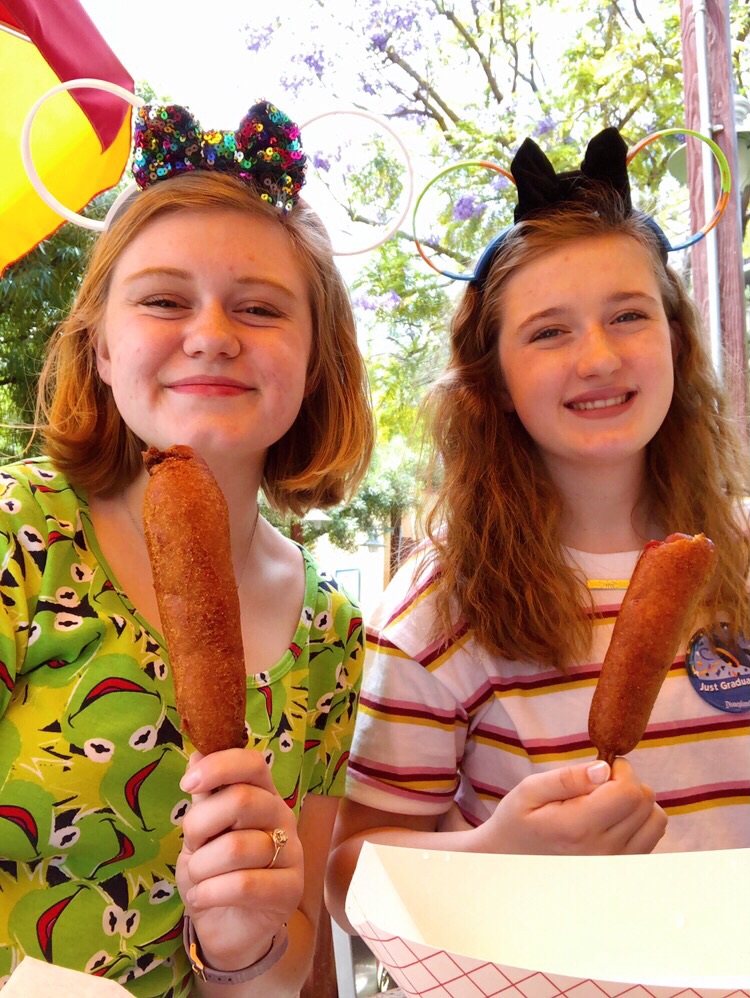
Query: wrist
184 917 288 984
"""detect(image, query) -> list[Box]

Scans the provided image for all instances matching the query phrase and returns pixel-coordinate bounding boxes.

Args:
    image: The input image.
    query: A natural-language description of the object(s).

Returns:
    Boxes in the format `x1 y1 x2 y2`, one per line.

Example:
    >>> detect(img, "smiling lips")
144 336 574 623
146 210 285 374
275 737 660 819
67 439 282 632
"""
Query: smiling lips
167 377 250 397
565 390 636 413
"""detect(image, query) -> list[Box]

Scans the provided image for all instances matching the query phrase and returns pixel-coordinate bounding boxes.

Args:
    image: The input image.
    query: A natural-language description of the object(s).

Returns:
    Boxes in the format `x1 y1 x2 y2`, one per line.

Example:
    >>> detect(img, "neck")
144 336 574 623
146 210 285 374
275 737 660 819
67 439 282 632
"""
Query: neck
543 454 661 553
123 460 263 576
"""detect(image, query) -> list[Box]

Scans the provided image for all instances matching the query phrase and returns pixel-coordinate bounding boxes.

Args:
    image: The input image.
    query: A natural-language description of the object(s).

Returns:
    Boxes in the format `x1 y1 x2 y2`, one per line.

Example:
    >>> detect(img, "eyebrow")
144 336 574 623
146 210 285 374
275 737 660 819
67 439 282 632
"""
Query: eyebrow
123 267 297 300
516 291 659 331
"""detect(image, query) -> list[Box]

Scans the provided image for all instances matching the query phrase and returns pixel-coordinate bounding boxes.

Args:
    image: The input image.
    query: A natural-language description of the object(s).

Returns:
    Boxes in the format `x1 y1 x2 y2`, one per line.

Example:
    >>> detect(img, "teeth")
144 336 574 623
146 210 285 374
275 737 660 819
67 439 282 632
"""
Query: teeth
569 394 629 411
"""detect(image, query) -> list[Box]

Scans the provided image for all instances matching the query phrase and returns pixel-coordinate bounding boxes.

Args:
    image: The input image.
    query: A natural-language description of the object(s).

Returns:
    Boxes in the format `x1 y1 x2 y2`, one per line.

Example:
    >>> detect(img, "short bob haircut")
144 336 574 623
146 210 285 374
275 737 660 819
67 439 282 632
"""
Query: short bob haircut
36 171 374 515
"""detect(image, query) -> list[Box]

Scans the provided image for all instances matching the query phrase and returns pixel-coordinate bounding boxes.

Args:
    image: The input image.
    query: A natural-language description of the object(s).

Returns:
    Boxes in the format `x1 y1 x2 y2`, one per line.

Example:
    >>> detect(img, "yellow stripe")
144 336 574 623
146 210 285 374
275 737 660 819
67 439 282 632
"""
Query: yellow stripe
593 615 617 628
474 790 750 812
633 726 743 750
380 777 457 792
358 703 456 730
424 630 472 673
475 724 743 762
388 580 440 627
486 676 599 701
365 639 410 659
664 795 749 816
473 738 595 762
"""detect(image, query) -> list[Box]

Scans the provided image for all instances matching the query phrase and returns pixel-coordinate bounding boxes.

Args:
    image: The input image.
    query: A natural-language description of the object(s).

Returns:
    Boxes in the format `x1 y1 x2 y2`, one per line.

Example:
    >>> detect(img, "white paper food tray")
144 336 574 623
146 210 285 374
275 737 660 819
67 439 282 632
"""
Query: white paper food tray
346 844 750 998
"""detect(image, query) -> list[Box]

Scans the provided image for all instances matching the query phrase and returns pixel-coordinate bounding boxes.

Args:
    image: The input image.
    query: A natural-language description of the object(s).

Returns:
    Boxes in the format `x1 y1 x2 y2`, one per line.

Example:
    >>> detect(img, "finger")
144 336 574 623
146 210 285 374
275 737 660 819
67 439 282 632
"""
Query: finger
184 751 211 805
521 760 610 808
620 803 668 855
182 783 294 852
179 747 276 797
581 769 651 831
598 782 657 845
186 827 298 883
609 757 637 782
185 865 303 913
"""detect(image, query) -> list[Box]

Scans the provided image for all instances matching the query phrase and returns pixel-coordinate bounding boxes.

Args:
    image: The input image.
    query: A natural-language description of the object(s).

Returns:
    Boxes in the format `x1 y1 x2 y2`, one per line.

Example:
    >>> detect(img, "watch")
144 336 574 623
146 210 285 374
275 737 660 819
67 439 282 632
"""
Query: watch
183 917 289 984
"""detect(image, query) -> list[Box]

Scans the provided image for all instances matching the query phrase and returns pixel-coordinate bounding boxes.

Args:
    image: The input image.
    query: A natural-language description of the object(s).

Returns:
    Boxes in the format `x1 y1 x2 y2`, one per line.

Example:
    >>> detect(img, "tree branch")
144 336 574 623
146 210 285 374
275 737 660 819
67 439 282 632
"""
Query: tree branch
433 2 504 106
382 46 461 125
348 212 473 267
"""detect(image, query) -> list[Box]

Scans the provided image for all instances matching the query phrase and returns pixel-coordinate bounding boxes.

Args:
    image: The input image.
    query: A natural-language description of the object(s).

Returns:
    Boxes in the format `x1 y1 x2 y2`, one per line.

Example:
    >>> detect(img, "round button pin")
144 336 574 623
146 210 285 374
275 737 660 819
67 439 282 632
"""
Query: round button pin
685 625 750 713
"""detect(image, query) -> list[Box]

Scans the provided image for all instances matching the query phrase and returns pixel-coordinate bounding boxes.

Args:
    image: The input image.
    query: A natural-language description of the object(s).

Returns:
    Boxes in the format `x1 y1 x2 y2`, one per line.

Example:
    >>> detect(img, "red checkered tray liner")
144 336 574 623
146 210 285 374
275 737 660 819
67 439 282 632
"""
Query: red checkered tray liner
357 919 750 998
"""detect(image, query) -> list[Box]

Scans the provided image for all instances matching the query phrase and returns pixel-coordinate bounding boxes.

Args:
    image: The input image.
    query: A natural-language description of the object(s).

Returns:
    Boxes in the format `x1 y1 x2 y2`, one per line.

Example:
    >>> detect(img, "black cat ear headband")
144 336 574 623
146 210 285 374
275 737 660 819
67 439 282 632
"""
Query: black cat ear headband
412 126 731 287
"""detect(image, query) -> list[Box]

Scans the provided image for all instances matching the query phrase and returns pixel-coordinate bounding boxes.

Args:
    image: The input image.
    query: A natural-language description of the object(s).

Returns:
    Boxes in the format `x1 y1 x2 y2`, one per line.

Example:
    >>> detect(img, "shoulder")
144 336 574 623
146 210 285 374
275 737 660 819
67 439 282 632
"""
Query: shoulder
0 458 82 536
299 545 363 632
370 540 440 633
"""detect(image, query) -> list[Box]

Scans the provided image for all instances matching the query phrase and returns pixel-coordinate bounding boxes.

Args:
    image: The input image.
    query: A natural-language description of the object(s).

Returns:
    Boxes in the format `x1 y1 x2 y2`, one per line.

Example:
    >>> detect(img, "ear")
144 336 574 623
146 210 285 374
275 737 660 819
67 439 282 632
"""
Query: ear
93 330 113 386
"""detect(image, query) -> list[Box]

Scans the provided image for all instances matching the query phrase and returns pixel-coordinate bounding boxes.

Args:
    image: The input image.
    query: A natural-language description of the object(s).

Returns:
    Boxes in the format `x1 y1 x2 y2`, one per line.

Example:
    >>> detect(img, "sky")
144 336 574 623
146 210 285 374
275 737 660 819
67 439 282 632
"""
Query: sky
75 1 711 269
77 0 408 267
80 1 328 123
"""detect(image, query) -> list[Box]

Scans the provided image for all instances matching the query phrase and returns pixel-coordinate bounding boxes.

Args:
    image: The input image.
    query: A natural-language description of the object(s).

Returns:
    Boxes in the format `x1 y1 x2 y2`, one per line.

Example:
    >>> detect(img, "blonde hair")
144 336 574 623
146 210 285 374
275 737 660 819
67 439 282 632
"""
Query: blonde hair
425 192 749 670
37 172 373 513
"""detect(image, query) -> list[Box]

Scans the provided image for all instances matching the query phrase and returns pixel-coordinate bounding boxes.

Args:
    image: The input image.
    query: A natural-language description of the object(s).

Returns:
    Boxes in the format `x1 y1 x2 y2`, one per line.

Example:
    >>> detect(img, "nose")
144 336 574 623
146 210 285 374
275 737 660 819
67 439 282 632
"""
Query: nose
574 323 621 379
182 302 241 360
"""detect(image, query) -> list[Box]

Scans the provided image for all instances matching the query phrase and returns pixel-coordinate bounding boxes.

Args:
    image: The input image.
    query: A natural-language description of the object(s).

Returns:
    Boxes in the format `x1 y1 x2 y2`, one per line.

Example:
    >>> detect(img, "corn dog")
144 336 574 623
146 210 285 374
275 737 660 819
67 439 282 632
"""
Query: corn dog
588 533 717 765
142 445 248 754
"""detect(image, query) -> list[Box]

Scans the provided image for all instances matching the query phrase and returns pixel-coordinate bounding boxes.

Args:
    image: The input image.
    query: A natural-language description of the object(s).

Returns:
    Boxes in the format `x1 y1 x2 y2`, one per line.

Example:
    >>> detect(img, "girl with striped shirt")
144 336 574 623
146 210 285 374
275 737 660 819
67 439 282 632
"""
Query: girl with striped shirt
326 129 749 933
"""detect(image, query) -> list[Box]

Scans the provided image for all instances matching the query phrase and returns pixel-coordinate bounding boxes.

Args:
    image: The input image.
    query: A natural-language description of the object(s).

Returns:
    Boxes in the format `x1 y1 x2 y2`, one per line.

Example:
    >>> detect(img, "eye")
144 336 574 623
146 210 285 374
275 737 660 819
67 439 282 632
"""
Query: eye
238 304 283 319
613 310 646 324
530 326 564 343
140 296 184 310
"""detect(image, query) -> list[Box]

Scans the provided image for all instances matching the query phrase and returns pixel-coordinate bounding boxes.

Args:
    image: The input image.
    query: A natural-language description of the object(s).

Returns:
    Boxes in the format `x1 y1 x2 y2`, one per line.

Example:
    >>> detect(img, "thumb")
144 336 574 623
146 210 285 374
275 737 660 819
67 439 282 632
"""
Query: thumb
522 760 610 807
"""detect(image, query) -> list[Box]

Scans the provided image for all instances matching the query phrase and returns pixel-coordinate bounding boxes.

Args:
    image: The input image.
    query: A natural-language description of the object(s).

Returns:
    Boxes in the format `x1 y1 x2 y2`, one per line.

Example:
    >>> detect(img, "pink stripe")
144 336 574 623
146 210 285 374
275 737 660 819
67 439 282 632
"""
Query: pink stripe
645 714 749 736
417 623 470 668
463 668 599 713
658 781 749 804
360 692 466 724
383 563 438 626
365 629 400 651
348 756 459 780
348 769 455 804
474 726 593 754
470 778 510 800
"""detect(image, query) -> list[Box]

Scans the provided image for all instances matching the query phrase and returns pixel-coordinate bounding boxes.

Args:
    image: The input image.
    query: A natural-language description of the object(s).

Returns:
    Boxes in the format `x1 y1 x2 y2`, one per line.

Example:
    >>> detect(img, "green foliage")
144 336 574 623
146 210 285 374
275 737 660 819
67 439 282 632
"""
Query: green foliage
0 212 101 457
263 442 420 552
354 239 451 442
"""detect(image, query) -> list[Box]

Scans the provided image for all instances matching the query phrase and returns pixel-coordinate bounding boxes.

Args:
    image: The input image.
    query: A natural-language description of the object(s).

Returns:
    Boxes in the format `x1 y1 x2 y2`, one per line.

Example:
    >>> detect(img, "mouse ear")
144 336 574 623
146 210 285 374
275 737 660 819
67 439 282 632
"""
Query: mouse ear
511 138 562 222
580 127 632 211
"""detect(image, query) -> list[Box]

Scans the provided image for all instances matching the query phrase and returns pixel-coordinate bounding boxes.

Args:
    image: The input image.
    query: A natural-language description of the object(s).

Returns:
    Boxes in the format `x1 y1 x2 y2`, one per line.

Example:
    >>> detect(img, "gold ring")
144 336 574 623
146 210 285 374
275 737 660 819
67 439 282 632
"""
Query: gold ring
265 828 288 869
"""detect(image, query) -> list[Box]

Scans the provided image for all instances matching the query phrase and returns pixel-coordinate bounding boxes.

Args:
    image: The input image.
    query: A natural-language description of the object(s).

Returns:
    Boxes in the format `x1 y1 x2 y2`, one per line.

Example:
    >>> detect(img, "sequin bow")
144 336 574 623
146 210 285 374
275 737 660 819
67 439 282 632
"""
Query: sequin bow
132 100 306 212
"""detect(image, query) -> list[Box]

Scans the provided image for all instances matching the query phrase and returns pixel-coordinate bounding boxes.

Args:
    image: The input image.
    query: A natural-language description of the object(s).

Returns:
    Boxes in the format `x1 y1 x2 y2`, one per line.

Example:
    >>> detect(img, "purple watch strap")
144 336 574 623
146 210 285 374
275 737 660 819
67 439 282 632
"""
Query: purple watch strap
183 917 289 984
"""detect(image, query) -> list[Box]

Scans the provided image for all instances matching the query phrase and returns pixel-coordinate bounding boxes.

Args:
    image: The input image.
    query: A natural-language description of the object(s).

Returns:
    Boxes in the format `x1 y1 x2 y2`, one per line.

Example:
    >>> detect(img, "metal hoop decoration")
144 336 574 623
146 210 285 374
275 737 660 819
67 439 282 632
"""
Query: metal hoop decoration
412 160 515 279
626 127 731 250
299 109 414 256
21 78 144 232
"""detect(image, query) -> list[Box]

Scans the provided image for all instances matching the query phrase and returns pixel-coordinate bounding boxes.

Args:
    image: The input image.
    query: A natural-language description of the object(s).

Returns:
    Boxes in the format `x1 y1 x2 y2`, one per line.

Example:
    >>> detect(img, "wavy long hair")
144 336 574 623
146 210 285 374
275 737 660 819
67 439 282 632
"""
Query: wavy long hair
424 191 749 670
36 172 373 513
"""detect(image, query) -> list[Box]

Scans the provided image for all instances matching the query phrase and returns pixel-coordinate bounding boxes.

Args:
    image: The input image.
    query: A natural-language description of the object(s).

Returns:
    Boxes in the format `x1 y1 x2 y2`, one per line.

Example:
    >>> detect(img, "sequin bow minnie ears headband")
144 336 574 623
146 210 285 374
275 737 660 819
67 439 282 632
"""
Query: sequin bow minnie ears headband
21 79 414 254
133 101 305 210
21 79 305 229
412 125 732 286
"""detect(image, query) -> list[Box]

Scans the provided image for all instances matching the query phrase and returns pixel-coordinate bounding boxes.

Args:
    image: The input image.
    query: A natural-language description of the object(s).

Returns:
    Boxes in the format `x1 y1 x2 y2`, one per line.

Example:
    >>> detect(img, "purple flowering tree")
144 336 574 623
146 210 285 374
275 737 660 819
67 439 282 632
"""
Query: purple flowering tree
236 0 746 563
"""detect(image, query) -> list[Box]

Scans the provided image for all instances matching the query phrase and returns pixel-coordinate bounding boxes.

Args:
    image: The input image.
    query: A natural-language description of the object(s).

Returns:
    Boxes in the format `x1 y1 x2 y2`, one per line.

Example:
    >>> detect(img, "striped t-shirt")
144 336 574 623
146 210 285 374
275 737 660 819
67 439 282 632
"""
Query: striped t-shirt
346 545 749 852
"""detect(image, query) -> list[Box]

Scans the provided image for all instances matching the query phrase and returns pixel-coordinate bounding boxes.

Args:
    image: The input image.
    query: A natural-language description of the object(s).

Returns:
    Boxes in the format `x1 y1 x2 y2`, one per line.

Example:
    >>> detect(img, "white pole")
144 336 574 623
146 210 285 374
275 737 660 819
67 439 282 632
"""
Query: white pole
693 0 723 378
